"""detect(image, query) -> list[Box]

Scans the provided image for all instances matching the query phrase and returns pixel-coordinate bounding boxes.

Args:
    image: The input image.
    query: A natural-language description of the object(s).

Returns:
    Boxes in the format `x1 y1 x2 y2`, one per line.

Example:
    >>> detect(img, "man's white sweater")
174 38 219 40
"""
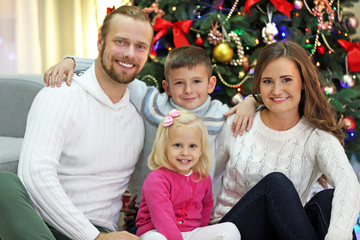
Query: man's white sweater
18 63 145 240
212 111 360 240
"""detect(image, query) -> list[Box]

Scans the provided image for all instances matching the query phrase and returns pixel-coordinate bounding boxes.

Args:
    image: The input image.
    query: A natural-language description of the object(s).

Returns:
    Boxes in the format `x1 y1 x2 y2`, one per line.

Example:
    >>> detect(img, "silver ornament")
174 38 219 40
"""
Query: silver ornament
345 16 359 29
231 93 243 105
294 0 303 9
341 74 355 88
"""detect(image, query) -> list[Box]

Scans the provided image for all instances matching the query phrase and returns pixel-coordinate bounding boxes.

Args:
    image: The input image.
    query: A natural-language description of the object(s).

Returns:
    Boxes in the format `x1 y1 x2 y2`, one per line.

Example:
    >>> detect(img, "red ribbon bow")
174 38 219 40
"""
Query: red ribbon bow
151 17 193 55
107 6 115 14
338 39 360 72
244 0 293 18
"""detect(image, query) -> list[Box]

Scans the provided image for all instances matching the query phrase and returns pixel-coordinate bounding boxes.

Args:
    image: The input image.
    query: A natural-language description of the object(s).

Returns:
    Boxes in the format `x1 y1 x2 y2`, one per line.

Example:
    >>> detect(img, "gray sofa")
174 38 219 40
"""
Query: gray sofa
0 74 45 173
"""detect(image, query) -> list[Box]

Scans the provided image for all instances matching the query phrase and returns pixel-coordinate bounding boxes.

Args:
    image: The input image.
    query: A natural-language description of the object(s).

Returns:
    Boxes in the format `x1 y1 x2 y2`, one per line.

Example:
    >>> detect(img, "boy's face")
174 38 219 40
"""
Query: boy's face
162 65 216 110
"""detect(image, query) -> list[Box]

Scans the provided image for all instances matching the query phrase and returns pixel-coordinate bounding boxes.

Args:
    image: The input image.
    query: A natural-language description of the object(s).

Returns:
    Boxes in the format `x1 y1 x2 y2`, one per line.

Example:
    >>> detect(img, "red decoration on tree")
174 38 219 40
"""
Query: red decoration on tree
337 39 360 72
317 45 325 54
244 0 294 18
151 17 193 55
243 56 250 71
107 6 115 14
195 34 204 46
343 116 356 131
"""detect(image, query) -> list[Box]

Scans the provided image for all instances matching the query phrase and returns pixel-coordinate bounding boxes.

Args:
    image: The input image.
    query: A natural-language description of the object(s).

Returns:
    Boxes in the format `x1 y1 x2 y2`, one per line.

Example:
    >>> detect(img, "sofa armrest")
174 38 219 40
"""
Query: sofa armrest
0 74 44 138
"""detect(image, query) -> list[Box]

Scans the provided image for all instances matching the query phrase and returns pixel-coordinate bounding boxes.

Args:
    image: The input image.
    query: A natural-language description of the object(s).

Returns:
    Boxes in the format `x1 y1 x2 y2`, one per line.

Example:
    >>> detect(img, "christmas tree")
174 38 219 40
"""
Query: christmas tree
133 0 360 159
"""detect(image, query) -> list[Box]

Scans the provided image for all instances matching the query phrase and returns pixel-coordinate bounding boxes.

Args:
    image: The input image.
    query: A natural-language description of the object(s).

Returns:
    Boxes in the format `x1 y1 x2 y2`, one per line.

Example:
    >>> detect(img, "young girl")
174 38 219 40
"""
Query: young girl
136 109 240 240
212 41 360 240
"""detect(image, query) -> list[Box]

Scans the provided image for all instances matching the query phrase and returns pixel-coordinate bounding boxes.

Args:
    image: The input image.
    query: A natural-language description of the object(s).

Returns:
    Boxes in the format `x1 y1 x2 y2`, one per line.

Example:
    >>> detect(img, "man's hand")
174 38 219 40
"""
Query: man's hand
44 58 76 87
224 95 257 136
95 231 140 240
122 194 138 232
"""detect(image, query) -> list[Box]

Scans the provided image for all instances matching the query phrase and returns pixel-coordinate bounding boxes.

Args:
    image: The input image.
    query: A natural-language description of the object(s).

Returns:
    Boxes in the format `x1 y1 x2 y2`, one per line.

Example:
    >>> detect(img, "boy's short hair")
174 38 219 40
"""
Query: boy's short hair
164 46 212 82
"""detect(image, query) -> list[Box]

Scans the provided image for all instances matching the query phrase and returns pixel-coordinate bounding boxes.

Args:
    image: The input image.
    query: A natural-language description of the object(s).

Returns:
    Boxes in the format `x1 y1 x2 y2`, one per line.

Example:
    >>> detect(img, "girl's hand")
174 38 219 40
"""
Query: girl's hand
44 58 75 88
224 96 257 136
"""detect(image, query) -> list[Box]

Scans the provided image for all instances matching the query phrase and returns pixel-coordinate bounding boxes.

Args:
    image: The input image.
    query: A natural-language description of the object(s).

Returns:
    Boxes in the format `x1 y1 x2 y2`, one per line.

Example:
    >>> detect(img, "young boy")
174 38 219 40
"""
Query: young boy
44 45 257 232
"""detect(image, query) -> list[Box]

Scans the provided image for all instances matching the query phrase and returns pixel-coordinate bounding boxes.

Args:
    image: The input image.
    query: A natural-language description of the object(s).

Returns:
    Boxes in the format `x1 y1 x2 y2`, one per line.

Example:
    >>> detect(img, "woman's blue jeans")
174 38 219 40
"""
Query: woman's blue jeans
219 172 357 240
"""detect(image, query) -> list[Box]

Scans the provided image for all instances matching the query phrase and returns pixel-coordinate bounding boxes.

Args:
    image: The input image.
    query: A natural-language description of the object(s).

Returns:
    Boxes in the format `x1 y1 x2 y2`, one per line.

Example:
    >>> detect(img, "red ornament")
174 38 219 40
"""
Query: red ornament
245 0 293 18
343 116 356 131
243 56 250 71
121 189 132 211
195 35 204 46
317 45 325 54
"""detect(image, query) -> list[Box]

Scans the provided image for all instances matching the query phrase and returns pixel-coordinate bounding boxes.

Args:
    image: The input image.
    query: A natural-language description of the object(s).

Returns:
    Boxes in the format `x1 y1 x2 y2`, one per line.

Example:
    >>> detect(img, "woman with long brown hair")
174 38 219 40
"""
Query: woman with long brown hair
212 40 360 240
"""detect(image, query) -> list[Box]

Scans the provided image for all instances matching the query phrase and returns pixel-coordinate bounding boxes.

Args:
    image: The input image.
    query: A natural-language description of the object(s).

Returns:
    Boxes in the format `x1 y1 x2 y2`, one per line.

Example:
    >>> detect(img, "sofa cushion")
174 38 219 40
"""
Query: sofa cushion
0 137 23 173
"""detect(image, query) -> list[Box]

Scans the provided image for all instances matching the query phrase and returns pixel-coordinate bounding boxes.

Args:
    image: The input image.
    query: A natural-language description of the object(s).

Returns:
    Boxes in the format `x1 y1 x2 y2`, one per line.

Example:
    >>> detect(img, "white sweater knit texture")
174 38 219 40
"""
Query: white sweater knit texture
18 63 145 240
212 112 360 240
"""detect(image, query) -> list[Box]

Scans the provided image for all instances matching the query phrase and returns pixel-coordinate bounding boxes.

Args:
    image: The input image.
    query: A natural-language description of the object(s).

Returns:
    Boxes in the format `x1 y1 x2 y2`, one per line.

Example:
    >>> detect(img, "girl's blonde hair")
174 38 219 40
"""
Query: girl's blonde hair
252 40 344 144
148 109 212 179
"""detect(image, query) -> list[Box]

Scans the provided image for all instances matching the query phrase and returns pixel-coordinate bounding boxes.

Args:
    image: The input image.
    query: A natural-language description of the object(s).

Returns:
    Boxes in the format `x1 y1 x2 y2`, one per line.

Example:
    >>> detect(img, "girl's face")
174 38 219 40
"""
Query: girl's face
165 126 202 175
260 57 303 120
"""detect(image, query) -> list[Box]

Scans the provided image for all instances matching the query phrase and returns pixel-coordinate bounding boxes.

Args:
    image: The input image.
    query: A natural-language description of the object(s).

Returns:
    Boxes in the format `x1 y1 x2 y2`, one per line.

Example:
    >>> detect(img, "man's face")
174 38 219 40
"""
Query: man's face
98 14 153 84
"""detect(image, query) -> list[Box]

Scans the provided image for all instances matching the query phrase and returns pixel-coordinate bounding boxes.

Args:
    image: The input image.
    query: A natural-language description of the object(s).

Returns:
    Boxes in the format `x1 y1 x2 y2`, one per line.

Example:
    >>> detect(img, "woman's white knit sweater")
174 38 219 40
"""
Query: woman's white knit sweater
212 111 360 240
18 64 145 240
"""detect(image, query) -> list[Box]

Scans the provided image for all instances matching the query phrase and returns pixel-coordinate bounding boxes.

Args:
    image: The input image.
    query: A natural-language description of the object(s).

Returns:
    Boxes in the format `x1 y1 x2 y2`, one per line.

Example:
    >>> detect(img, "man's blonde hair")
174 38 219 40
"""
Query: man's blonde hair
148 109 212 179
100 5 152 42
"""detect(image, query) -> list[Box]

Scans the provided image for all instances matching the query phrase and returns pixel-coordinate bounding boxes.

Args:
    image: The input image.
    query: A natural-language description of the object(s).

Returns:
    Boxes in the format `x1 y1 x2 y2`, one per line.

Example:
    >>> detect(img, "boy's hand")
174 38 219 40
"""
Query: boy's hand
122 194 138 232
95 231 140 240
44 58 76 87
224 96 257 136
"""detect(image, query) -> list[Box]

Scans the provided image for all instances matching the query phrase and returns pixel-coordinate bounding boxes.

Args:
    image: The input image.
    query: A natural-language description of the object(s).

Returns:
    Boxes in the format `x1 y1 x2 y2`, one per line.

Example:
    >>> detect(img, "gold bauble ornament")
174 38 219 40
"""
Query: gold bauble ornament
238 71 246 78
212 42 234 63
252 59 258 66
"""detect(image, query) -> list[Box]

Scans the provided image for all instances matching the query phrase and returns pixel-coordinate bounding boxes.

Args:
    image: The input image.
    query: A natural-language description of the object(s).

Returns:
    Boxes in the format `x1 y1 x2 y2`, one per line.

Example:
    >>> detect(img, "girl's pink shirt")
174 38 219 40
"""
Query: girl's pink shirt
136 167 213 240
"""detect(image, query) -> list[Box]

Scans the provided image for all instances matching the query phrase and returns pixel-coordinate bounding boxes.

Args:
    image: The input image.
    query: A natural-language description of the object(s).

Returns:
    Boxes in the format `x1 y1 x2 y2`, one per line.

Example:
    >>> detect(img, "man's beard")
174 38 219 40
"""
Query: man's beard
100 45 139 84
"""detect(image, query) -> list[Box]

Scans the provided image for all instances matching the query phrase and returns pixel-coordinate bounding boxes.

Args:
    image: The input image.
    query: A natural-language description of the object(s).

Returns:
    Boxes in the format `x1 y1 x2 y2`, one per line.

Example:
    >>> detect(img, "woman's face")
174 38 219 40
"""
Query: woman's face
260 57 303 119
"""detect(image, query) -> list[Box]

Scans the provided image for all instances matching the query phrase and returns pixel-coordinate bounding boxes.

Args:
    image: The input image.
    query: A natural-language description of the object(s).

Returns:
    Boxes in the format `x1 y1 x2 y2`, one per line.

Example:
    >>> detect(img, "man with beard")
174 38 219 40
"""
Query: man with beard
0 5 153 240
